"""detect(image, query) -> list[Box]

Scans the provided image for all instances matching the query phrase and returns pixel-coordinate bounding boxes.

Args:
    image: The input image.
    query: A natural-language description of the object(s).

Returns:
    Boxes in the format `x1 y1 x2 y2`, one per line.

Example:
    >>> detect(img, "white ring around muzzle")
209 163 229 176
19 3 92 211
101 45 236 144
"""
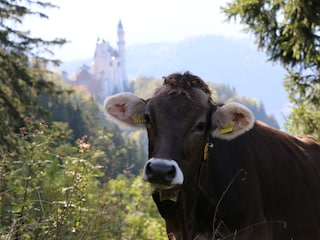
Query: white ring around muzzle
142 158 184 188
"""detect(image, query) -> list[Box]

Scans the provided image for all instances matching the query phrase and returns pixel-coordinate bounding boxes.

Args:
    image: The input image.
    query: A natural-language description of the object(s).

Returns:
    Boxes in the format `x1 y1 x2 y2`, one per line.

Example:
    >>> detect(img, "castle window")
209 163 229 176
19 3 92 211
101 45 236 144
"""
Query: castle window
110 56 116 67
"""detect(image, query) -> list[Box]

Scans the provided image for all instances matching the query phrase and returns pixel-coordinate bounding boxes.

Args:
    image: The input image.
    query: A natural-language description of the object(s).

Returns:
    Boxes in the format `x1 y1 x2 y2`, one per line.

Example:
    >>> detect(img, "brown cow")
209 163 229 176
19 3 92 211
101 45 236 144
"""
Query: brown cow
104 72 320 240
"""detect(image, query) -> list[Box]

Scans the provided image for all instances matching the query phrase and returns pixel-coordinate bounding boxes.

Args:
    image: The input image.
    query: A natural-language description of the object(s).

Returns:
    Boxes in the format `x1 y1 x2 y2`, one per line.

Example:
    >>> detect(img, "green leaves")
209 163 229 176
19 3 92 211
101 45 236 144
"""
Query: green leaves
0 0 66 151
224 0 320 67
101 175 167 239
0 118 161 239
223 0 320 139
284 69 320 138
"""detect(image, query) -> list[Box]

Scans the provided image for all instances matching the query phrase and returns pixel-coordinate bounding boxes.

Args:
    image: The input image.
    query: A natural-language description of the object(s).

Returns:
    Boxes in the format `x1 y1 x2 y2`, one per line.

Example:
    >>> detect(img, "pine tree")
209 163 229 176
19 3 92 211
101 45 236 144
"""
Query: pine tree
223 0 320 138
0 0 66 151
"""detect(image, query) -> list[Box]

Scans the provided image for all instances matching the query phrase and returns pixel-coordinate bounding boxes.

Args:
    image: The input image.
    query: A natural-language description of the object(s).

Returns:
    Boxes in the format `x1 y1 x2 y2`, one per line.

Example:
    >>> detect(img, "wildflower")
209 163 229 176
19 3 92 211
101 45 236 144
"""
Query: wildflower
19 127 26 134
76 135 91 152
24 117 33 126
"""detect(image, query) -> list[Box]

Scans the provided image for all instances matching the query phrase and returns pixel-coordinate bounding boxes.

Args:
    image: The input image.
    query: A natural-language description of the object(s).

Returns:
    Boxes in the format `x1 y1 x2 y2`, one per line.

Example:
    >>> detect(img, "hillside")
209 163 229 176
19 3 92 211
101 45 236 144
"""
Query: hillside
59 35 288 128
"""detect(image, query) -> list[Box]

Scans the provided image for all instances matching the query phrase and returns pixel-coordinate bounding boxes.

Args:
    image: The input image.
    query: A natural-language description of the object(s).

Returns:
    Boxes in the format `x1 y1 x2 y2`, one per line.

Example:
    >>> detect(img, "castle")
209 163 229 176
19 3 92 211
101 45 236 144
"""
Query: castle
71 20 128 101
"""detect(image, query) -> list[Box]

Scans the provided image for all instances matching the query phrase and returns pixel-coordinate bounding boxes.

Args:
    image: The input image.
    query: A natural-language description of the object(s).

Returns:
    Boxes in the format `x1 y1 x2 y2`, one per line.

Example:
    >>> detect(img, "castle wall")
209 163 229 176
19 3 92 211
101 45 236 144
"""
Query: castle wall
73 21 127 102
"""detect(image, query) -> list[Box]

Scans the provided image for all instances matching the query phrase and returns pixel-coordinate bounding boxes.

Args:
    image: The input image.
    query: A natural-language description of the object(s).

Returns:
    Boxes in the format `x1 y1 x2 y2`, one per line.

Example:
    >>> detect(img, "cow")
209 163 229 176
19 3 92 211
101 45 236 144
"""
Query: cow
104 72 320 240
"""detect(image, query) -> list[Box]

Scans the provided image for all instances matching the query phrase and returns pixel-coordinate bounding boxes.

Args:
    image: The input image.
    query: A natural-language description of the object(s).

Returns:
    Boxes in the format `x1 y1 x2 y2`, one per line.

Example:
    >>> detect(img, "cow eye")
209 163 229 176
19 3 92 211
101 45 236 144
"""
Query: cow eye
195 122 206 132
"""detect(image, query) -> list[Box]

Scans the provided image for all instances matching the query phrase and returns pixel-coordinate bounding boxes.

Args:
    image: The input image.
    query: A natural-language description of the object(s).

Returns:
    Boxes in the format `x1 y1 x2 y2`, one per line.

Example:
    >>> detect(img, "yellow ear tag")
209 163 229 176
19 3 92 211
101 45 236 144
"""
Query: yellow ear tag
131 114 145 124
219 121 235 134
203 143 209 160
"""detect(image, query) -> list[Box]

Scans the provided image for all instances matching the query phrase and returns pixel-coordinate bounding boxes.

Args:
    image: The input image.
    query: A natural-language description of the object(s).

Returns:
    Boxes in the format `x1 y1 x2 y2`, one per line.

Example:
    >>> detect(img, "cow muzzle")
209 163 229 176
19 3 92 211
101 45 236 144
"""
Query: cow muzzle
142 158 184 189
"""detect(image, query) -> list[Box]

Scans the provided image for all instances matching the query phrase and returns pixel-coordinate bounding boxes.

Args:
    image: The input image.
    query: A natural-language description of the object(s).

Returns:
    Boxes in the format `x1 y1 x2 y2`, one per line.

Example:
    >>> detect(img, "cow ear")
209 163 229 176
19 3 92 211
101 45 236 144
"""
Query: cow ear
211 102 255 140
104 92 146 127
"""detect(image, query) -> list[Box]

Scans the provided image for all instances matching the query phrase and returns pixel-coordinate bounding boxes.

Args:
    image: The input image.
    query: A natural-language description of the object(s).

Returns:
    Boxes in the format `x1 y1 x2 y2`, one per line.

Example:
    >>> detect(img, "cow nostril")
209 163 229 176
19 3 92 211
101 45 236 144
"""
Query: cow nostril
145 162 154 178
166 166 176 181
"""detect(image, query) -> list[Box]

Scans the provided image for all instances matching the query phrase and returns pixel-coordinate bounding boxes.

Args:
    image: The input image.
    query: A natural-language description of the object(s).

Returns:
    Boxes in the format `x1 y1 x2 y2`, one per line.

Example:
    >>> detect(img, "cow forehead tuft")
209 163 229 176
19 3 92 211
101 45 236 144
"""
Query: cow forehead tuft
150 87 211 113
162 71 212 97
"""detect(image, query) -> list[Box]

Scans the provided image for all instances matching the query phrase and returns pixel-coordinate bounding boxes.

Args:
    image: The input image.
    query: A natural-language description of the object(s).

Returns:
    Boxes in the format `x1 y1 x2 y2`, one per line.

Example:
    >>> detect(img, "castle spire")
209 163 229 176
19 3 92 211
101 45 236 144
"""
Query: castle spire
118 19 123 29
117 19 127 89
117 19 125 45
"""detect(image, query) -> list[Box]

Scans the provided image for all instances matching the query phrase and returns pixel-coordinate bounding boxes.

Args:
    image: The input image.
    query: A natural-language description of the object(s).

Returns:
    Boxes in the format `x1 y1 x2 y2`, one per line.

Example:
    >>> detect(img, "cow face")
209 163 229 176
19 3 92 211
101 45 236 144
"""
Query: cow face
104 73 255 193
104 87 211 190
142 86 213 190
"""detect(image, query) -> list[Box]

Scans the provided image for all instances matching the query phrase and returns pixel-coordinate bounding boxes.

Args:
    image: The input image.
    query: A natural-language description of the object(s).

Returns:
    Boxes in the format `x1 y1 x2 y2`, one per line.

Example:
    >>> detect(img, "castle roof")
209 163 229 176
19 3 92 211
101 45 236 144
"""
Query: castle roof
118 19 123 29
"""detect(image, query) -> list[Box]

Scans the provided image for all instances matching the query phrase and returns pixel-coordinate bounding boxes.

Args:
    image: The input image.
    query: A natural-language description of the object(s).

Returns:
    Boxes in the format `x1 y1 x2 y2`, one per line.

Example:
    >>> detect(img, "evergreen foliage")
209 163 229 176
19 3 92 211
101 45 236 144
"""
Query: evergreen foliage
223 0 320 139
39 74 147 181
39 73 103 140
0 0 66 151
132 76 162 99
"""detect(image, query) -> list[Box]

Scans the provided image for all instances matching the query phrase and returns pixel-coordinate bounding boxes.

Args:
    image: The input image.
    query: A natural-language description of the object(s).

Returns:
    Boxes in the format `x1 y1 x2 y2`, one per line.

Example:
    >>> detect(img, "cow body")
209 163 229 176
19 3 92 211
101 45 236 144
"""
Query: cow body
104 72 320 240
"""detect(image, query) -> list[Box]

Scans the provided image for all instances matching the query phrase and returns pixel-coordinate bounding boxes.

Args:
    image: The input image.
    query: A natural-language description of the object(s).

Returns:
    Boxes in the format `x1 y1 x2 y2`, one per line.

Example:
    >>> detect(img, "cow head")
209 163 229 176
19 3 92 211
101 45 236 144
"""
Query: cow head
104 72 255 198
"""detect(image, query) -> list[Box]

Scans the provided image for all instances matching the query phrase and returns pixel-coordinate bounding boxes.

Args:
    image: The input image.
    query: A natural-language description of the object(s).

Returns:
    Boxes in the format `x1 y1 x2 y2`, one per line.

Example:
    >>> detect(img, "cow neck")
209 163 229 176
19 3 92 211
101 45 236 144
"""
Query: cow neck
176 180 217 239
198 136 215 201
198 136 248 202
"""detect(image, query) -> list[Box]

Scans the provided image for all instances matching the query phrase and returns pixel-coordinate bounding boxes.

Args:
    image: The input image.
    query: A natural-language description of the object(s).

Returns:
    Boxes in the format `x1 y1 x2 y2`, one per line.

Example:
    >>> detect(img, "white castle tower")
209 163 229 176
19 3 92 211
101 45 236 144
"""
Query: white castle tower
91 20 128 97
117 20 127 91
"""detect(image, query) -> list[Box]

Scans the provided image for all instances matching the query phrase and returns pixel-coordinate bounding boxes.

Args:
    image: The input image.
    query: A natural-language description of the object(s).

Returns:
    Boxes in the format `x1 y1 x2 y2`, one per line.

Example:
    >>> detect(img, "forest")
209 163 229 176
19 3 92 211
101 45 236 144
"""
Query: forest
1 0 319 239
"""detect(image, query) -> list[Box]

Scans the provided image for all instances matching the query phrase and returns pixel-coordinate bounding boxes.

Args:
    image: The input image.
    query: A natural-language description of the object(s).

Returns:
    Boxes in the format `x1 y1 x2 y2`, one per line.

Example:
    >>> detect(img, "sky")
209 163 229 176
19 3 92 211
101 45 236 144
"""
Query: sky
25 0 246 61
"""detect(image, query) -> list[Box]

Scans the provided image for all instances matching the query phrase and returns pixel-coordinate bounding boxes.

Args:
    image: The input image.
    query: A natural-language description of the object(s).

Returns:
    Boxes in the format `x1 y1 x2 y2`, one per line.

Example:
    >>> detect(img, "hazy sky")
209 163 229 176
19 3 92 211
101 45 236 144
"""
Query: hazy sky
25 0 246 61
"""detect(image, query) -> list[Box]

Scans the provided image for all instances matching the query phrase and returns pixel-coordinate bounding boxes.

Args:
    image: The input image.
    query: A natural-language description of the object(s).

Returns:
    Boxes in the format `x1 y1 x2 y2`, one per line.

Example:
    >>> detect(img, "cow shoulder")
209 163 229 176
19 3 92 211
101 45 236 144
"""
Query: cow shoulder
211 102 255 140
104 92 146 127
